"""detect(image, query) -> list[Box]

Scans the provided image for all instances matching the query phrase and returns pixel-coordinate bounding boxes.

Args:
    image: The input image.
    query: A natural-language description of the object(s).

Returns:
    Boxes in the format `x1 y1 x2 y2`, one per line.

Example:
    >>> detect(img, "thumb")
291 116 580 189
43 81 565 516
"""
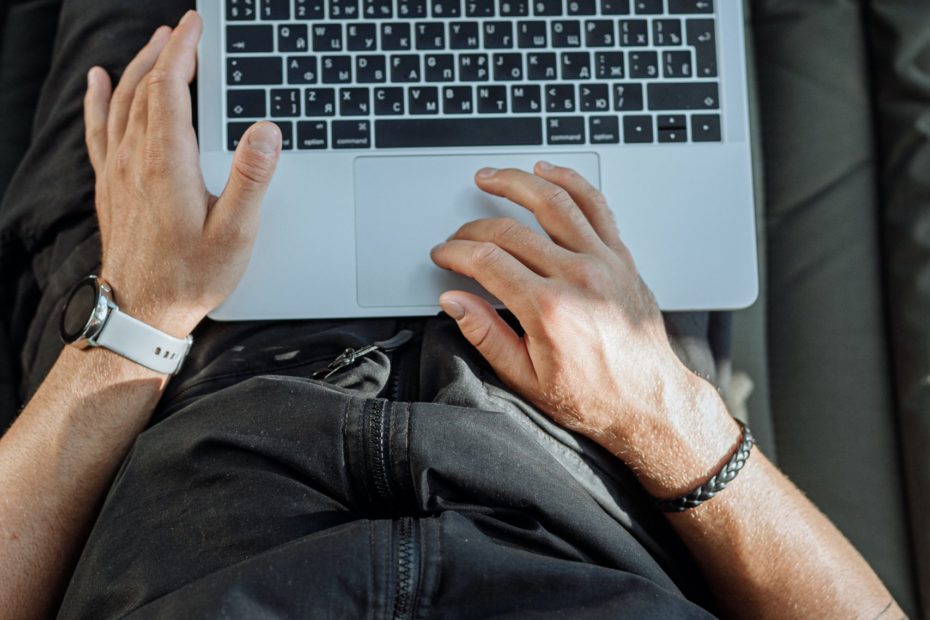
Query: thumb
210 122 281 235
439 291 535 387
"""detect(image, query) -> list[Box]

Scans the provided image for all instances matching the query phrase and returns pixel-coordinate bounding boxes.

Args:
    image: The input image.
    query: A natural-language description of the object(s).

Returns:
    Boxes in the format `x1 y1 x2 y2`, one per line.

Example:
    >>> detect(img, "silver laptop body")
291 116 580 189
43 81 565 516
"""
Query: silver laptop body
197 0 757 320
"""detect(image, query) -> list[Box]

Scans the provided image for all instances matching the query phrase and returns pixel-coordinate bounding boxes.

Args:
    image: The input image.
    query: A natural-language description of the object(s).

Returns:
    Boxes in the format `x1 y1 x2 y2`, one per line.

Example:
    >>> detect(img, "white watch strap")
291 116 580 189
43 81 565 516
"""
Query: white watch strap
95 308 191 375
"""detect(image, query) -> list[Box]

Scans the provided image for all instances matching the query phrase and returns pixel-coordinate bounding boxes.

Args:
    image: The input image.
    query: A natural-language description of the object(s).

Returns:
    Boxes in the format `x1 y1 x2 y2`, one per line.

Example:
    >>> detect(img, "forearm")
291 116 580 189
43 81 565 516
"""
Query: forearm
0 347 167 618
613 377 901 619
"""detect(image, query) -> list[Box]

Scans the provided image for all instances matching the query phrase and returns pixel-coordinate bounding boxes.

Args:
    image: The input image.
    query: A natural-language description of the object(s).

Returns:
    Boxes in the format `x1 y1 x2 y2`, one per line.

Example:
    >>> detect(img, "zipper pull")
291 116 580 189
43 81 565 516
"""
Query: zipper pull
312 330 414 380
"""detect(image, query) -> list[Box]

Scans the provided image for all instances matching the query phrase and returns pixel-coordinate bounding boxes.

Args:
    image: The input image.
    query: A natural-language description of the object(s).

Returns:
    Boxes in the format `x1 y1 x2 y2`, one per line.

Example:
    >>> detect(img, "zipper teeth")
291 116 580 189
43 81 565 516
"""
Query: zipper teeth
392 518 417 620
368 400 392 501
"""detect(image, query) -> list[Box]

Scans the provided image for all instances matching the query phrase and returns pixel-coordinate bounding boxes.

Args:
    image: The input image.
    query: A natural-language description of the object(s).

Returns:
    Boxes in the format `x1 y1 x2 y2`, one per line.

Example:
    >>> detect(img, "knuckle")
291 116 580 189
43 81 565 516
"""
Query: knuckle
472 242 503 269
142 140 167 171
588 189 610 210
491 217 522 246
145 68 173 92
543 187 575 212
234 150 275 185
536 289 564 322
114 147 132 172
462 317 494 352
568 258 605 290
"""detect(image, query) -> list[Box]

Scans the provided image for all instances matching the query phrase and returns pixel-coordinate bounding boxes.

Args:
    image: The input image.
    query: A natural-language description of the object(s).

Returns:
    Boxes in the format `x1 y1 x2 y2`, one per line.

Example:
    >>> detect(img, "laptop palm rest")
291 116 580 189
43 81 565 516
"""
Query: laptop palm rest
354 153 601 308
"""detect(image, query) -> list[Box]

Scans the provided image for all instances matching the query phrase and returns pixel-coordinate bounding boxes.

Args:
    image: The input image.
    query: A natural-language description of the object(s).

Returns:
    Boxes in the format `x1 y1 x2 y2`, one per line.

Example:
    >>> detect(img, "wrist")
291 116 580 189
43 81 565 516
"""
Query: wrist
604 367 742 499
98 272 204 339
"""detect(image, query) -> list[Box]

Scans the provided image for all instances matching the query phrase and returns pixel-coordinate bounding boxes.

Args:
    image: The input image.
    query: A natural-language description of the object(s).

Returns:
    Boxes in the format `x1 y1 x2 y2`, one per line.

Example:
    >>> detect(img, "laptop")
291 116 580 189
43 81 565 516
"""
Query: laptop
196 0 757 320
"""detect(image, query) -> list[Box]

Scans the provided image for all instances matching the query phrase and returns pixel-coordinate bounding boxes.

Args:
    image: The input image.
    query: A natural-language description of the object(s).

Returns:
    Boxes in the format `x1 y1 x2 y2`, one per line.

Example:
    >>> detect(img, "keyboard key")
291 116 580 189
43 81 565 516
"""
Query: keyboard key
364 0 394 17
408 86 440 113
278 24 309 52
431 0 462 17
425 54 456 81
687 19 718 77
312 24 343 51
653 19 683 45
226 25 273 53
339 88 371 115
600 0 630 14
561 51 591 79
647 82 718 110
261 0 290 20
623 115 653 143
517 21 547 48
227 0 256 21
633 0 662 14
585 20 615 47
691 113 721 141
658 114 688 142
330 0 360 19
297 121 328 149
533 0 563 16
619 20 648 46
391 55 422 82
321 55 352 83
375 87 406 114
305 88 336 115
493 53 524 80
295 0 325 19
567 0 596 15
527 52 557 80
227 57 283 85
347 23 377 51
663 50 692 77
333 120 371 148
500 0 530 16
579 83 609 111
612 82 643 110
227 89 266 117
270 88 301 116
477 85 508 113
551 21 582 47
443 86 474 113
381 23 412 50
227 122 253 150
629 51 658 78
375 118 543 147
589 115 620 143
595 52 624 78
450 22 481 49
546 84 576 112
547 116 585 145
398 0 429 17
511 84 542 112
483 21 515 48
416 22 446 49
669 0 714 13
459 54 490 81
466 0 496 16
287 56 318 83
357 55 387 82
277 121 294 149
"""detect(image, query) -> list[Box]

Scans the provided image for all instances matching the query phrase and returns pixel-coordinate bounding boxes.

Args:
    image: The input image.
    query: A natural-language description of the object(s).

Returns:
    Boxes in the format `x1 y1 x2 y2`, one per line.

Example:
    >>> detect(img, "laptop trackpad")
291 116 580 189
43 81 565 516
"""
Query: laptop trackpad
354 152 601 308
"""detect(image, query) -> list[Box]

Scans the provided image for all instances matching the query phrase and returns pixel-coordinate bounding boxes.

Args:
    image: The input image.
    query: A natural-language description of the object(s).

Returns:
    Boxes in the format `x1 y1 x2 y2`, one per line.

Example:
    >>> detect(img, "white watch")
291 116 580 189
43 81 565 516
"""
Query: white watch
60 275 193 376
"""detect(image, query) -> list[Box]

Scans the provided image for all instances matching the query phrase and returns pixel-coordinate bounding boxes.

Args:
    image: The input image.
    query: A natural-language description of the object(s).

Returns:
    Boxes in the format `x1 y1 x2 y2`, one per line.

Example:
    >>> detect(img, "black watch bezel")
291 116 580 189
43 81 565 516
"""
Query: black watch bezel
59 275 113 348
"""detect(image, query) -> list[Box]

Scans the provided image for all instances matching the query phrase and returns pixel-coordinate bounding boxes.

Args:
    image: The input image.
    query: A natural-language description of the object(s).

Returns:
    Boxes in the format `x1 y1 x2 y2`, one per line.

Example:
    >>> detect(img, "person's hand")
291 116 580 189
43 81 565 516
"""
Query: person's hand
431 163 738 495
83 11 282 338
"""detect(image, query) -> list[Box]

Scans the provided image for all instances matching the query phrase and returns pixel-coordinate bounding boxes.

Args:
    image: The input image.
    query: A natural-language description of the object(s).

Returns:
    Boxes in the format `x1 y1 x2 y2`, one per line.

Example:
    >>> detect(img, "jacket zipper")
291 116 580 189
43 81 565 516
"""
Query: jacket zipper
391 517 419 620
366 399 393 503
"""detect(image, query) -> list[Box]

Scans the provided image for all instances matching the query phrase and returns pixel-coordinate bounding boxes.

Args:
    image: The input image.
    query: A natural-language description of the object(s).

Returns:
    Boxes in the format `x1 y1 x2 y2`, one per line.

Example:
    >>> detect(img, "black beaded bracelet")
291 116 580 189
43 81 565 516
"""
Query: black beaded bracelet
654 421 754 513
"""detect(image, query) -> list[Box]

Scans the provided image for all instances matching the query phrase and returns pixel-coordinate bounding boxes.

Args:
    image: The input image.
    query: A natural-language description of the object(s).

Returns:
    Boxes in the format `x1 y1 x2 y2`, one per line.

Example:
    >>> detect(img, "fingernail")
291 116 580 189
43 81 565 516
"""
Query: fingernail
87 67 97 88
179 10 195 26
477 167 497 179
537 160 555 171
149 26 166 42
440 298 466 320
248 123 281 154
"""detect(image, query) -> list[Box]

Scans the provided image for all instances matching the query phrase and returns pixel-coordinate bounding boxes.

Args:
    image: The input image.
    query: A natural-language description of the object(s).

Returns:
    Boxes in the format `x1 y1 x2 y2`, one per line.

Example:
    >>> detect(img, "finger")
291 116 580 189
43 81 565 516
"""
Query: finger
474 167 602 254
146 11 203 144
449 217 575 277
431 239 545 321
439 291 536 388
83 67 112 174
124 72 151 145
533 161 625 251
207 122 282 240
107 25 172 151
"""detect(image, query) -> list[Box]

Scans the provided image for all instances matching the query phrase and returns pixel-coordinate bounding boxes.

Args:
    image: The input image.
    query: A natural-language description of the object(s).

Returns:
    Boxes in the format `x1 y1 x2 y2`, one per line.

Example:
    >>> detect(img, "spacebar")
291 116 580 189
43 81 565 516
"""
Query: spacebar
375 118 543 148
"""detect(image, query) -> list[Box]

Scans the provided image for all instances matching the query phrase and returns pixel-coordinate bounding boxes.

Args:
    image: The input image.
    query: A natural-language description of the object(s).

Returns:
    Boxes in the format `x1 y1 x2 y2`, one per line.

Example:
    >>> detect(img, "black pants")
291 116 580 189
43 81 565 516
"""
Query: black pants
0 1 730 616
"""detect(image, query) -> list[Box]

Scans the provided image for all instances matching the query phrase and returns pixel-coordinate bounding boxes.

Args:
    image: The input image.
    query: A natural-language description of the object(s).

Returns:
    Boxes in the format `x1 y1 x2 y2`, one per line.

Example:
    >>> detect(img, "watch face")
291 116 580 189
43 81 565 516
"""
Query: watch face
60 279 99 343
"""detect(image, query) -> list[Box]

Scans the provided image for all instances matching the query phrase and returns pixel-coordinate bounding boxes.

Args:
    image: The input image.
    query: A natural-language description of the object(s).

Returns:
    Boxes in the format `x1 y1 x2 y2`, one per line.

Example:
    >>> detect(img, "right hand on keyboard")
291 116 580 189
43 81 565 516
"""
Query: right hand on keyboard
83 11 281 338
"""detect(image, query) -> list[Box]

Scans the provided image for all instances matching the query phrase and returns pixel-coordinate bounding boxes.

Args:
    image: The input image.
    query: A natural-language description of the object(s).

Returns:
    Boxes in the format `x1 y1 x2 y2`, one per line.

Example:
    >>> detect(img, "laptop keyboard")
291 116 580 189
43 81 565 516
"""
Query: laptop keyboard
223 0 723 151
